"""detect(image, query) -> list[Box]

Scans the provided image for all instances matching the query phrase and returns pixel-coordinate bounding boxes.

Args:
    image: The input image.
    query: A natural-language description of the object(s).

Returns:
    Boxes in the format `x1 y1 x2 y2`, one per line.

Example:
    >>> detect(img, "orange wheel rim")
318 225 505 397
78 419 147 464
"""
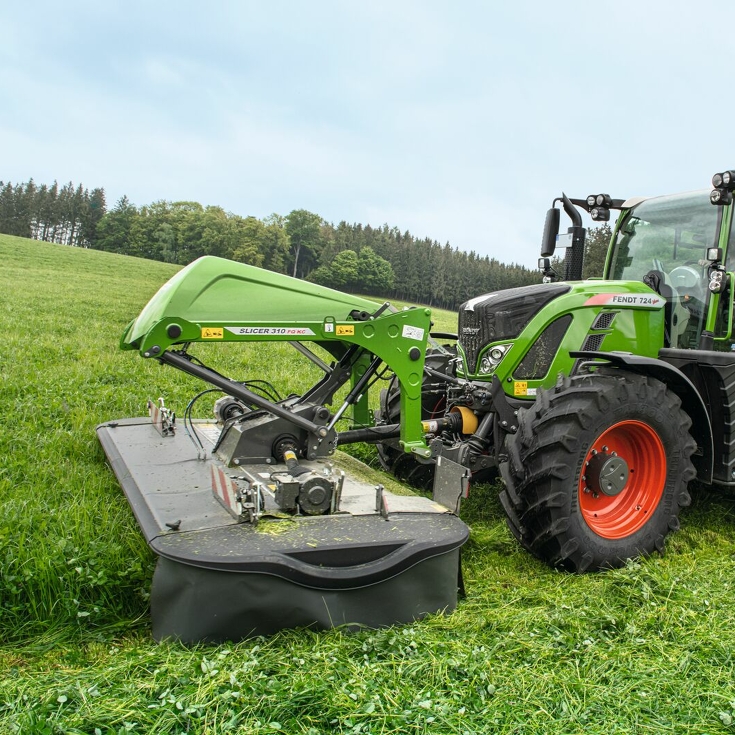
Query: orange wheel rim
578 420 666 539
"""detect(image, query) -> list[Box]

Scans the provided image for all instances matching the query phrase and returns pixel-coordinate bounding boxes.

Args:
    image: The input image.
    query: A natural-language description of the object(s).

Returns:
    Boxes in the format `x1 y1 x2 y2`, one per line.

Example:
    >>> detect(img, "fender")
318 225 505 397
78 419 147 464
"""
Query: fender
570 350 714 484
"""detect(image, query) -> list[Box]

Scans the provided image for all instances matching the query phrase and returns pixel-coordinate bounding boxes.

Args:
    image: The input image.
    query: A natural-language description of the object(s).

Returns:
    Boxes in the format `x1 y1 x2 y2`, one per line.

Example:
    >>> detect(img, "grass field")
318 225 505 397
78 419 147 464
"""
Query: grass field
2 235 735 734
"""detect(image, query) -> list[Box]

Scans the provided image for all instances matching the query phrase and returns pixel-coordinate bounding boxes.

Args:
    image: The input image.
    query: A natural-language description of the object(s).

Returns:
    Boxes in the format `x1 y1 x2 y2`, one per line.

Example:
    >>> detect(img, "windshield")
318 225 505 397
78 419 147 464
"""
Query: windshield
608 190 719 349
609 190 717 280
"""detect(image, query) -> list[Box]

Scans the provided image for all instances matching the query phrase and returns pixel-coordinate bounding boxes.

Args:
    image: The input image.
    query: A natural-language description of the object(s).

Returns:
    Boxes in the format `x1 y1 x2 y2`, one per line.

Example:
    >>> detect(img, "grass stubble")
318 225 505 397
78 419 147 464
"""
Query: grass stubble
1 235 735 733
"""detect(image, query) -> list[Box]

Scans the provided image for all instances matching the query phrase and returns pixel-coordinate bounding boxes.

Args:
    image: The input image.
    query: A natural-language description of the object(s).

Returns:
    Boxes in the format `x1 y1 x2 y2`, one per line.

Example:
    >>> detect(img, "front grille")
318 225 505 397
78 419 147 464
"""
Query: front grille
514 315 573 380
459 283 570 372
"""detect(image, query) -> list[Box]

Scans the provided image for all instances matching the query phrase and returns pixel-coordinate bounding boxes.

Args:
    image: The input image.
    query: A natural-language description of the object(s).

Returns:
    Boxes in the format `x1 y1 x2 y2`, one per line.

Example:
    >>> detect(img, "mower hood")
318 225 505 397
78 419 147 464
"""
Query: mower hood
121 256 383 355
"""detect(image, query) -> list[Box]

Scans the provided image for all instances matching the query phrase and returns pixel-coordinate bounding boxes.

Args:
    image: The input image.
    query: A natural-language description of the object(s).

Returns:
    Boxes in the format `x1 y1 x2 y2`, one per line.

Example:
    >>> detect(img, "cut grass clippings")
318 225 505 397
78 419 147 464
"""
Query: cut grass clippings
2 235 735 733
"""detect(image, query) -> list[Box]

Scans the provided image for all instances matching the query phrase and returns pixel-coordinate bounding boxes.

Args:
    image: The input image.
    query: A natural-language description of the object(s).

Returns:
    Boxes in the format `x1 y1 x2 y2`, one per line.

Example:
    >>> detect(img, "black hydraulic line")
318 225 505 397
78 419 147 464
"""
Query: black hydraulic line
327 355 384 430
348 356 384 402
301 343 362 406
338 412 463 446
337 424 402 445
424 365 462 384
183 388 221 454
159 350 329 438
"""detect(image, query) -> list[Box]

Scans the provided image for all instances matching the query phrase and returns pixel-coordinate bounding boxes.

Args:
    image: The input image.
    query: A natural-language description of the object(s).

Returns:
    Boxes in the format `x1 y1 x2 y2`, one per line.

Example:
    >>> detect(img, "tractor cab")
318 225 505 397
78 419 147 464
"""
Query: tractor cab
544 184 733 354
606 190 720 350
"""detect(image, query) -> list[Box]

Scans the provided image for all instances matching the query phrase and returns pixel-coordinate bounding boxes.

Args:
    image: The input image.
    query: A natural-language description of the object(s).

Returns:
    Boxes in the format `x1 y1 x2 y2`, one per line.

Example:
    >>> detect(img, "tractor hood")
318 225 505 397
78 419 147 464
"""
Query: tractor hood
457 278 667 381
122 256 383 355
459 282 571 373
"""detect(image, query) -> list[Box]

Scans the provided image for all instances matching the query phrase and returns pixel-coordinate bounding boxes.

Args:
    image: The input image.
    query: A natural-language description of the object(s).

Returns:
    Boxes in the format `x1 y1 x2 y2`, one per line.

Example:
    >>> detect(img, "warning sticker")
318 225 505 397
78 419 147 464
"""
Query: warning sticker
514 381 528 396
336 325 355 336
402 325 425 341
225 326 316 336
201 327 224 339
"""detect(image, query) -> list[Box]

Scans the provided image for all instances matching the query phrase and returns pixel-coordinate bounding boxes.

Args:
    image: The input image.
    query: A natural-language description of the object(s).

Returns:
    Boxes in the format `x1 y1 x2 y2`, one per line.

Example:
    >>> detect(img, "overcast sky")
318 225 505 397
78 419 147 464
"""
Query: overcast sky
1 1 731 268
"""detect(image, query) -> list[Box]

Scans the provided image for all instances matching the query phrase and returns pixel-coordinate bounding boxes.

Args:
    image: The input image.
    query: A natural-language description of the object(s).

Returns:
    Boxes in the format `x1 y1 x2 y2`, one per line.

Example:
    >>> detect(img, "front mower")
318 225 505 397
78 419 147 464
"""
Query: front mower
98 258 470 641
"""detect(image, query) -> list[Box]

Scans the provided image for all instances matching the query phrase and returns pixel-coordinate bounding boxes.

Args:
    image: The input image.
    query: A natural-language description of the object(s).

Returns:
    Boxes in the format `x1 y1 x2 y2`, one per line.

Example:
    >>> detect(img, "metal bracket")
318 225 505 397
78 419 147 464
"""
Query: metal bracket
432 456 471 514
490 377 518 433
375 484 390 520
240 483 263 526
211 465 262 525
331 471 345 513
148 397 176 437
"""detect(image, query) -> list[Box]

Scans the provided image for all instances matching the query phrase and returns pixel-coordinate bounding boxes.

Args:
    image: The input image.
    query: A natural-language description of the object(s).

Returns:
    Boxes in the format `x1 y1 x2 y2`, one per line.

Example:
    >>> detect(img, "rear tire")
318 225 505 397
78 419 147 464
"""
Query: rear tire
499 372 696 572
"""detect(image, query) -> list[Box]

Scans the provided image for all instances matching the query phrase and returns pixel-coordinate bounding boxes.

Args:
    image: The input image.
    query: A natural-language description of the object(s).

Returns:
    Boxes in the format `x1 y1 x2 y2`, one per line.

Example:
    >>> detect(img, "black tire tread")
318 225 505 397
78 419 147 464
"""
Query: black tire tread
500 371 696 572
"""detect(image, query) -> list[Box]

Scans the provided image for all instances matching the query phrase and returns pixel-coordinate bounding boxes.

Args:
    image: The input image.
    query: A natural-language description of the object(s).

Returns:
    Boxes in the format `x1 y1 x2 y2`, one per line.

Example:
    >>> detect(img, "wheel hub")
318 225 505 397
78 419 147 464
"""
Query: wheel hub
586 450 629 497
579 420 667 540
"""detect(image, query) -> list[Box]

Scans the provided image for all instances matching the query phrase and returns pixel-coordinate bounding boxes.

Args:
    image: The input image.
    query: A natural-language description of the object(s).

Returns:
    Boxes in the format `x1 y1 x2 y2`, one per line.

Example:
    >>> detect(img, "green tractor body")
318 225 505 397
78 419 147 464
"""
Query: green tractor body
378 181 735 570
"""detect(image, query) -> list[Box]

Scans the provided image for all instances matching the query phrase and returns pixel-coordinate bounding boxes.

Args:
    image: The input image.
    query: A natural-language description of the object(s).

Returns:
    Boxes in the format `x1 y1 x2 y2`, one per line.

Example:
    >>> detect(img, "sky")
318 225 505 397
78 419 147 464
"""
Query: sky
1 1 733 269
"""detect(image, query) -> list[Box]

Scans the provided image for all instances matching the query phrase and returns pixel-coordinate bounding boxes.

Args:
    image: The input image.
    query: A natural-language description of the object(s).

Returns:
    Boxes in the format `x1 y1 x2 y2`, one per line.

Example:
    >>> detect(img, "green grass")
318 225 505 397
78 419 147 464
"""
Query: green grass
2 235 735 734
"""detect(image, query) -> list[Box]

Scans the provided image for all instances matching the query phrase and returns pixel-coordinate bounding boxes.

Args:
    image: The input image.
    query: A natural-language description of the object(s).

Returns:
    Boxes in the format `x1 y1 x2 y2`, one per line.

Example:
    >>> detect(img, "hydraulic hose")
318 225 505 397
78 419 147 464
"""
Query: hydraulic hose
336 412 464 446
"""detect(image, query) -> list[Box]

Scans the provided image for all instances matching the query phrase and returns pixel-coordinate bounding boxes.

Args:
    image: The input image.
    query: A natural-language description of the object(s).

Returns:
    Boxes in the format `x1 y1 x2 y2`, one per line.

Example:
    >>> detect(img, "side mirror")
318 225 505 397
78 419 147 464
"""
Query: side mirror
541 207 560 258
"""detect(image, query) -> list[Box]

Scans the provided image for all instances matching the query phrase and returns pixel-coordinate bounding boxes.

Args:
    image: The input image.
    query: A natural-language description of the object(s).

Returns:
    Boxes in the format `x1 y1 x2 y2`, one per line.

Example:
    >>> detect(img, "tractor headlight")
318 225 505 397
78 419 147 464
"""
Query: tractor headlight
590 207 611 221
713 170 735 189
479 344 511 374
711 188 733 206
711 170 735 203
586 193 612 209
587 194 612 221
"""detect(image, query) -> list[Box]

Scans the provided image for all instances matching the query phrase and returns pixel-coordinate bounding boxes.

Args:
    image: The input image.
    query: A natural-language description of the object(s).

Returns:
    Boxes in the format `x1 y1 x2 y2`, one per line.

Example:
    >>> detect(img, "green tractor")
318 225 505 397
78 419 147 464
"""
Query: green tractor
376 171 735 572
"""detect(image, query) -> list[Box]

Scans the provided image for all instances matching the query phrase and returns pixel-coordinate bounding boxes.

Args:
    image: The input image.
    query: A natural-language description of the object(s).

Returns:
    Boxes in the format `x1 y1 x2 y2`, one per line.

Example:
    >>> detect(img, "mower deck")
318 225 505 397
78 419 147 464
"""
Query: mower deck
97 417 469 642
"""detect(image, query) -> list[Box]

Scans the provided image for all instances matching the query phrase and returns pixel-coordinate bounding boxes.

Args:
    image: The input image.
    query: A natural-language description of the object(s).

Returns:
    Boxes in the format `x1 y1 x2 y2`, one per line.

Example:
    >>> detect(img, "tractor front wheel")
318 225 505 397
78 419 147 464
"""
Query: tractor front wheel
499 372 696 572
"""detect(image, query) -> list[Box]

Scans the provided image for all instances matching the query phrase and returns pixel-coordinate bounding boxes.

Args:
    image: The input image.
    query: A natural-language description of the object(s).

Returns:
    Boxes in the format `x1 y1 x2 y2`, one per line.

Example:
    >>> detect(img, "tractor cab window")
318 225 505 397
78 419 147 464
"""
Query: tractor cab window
608 191 718 348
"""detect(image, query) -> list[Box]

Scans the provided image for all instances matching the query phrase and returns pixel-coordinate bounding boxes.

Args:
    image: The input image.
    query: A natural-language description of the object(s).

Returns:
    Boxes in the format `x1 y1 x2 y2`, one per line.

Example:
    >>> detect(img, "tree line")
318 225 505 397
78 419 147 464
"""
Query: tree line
0 177 571 309
0 179 106 247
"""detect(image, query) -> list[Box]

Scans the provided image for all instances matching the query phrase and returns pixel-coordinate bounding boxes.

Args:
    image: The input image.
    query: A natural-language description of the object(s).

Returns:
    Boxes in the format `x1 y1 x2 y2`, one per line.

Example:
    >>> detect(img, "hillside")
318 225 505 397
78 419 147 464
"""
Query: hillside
1 235 735 733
